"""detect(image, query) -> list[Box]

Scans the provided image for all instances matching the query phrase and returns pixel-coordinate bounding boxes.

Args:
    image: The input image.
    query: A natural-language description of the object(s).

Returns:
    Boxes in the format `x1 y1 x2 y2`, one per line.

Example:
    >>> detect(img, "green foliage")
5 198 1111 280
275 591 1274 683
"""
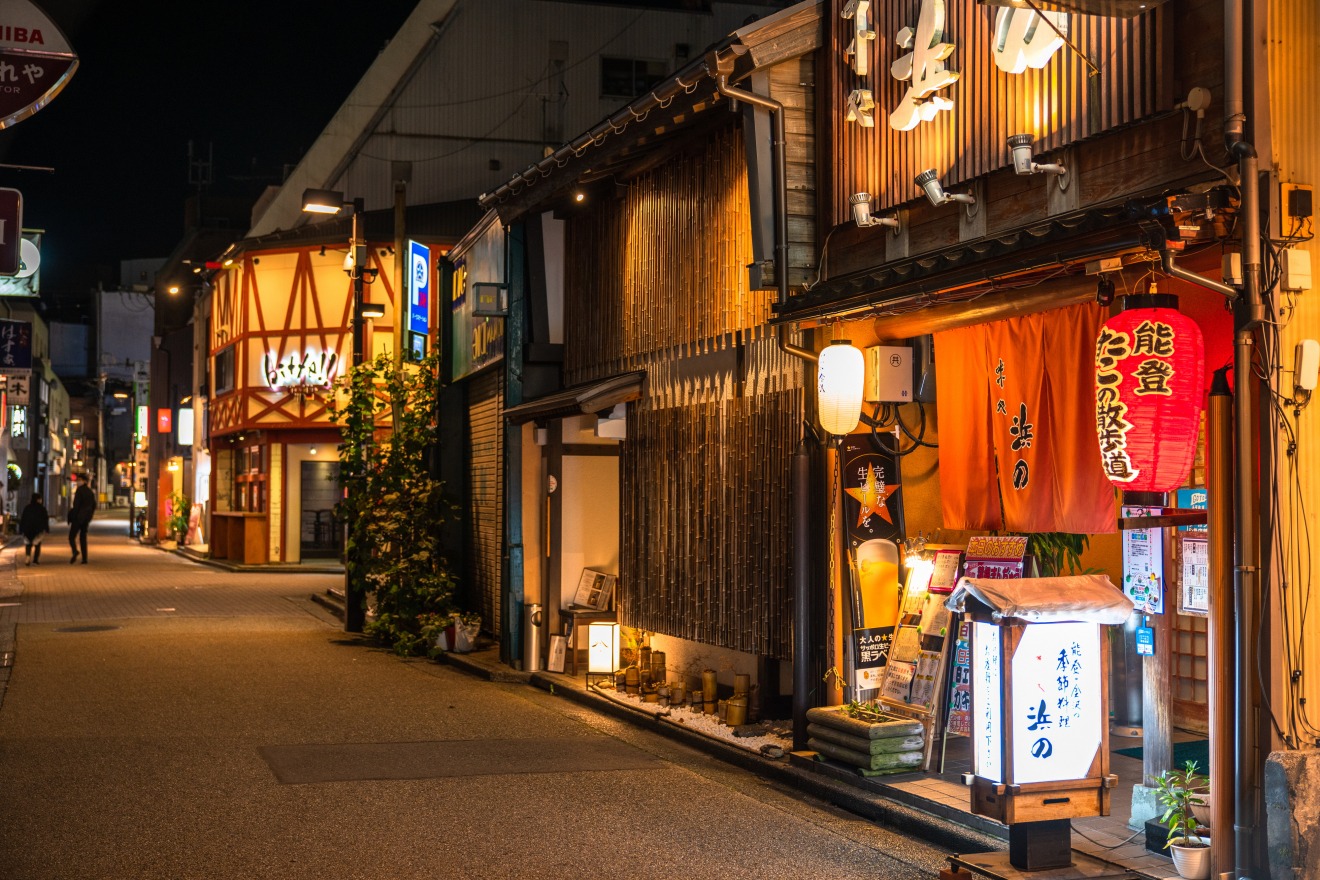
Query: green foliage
1027 532 1092 578
168 492 190 542
330 351 458 654
1154 760 1209 847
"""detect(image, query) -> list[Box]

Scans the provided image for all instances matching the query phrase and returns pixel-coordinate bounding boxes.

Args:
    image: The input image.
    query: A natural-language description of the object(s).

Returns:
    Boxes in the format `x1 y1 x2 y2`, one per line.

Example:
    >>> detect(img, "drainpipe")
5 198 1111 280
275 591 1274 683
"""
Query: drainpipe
708 54 815 364
1225 0 1264 875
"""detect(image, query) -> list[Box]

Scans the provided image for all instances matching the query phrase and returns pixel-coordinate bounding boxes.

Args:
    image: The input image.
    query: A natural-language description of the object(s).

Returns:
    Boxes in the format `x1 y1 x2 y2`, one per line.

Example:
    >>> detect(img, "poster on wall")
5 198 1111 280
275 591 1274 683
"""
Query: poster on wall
1180 537 1209 615
946 620 973 736
1122 505 1164 613
840 431 904 546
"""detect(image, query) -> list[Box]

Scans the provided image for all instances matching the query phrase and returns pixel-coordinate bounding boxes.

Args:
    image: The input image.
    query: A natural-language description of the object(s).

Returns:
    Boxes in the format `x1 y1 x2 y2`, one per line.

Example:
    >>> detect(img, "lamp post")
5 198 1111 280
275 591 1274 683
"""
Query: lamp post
302 188 371 632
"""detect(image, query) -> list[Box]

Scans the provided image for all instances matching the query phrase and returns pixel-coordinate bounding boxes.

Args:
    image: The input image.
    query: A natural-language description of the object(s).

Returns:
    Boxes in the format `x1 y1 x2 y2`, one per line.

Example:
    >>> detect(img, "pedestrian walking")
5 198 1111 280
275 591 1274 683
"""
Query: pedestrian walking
68 474 96 564
18 493 49 565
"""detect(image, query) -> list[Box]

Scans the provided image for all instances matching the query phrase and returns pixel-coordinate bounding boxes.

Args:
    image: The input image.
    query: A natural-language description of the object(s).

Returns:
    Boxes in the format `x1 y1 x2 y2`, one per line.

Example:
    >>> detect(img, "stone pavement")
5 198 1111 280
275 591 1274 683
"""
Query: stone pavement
0 513 953 880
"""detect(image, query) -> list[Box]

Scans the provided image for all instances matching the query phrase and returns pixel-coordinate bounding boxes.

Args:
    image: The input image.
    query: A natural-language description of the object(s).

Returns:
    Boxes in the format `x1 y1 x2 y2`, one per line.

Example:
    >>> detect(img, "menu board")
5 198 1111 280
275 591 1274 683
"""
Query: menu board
1180 537 1209 615
1122 506 1164 614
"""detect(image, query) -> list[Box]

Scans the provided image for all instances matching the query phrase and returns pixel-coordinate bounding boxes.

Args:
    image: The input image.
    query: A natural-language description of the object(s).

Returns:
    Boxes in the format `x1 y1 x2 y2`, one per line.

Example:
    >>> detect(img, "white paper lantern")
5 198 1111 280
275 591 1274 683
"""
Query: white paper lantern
817 341 865 436
587 622 619 675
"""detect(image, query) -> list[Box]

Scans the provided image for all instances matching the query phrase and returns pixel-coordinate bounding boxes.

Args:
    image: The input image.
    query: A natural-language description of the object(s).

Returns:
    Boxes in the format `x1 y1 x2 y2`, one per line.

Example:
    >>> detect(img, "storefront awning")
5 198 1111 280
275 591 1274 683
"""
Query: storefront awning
503 371 645 425
947 575 1134 625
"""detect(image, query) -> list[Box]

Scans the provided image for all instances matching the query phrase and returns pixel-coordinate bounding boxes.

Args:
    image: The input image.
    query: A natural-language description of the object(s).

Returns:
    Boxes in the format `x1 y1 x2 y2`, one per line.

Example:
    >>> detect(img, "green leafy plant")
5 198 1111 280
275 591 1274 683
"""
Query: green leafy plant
168 492 191 543
1155 760 1209 848
1027 532 1093 578
330 351 460 655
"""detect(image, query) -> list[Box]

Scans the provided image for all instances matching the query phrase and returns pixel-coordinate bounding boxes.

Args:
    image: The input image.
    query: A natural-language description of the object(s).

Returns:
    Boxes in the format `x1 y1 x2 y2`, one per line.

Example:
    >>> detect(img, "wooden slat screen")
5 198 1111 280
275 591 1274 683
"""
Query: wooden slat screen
618 337 804 660
827 0 1171 223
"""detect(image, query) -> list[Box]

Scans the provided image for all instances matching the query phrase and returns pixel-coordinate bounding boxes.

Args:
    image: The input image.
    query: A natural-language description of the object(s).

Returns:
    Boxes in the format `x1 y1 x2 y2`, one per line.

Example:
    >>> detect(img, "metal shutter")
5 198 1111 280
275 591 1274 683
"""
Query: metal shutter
467 368 504 637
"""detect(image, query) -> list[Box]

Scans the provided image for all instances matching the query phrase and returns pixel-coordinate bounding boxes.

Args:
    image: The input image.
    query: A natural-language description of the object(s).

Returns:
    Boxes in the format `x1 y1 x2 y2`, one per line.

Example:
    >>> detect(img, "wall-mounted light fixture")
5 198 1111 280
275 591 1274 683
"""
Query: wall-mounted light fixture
817 340 866 436
1007 134 1068 188
358 301 387 320
915 169 977 214
849 193 900 234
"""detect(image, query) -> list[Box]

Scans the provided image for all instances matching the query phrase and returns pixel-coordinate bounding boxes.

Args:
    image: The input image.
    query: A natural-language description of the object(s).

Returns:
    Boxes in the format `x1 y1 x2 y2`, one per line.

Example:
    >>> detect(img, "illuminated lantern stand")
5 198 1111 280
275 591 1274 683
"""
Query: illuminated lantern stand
946 575 1134 875
585 621 619 688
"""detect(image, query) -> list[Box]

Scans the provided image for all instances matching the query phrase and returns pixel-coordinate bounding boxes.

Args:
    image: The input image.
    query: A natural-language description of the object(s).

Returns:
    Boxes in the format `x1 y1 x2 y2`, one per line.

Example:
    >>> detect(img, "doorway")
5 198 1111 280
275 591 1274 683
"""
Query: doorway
300 460 340 558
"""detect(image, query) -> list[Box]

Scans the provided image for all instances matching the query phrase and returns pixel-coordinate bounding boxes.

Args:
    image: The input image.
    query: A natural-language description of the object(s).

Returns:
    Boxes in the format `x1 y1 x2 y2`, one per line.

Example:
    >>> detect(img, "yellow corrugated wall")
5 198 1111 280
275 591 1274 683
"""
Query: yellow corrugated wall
1268 0 1320 745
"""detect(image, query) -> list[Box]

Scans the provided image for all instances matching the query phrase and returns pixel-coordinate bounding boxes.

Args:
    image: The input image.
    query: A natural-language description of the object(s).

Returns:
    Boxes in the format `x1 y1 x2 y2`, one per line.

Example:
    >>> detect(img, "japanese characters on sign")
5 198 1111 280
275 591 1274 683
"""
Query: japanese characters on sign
407 240 430 359
1121 505 1164 613
841 432 904 544
0 318 31 369
972 621 1003 782
888 0 959 131
1010 622 1102 784
947 620 973 736
0 0 79 131
1094 306 1205 492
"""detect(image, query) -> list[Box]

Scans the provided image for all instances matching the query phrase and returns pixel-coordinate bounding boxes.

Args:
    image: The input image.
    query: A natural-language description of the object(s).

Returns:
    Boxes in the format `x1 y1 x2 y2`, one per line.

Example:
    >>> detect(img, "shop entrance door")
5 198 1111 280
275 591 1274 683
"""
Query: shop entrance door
300 461 341 558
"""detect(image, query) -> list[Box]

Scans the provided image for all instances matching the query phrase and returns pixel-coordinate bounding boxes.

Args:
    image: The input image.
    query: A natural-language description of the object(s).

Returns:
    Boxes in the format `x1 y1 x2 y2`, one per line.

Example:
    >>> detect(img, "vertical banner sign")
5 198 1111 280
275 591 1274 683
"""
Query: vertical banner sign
841 432 904 696
407 240 430 359
0 319 31 368
947 620 973 736
972 622 1003 782
0 190 21 275
840 431 903 544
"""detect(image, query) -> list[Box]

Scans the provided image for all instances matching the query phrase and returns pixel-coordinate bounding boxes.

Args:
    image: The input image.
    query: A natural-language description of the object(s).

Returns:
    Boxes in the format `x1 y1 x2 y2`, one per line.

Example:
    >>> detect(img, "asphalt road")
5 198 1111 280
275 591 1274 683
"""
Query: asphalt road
0 515 949 879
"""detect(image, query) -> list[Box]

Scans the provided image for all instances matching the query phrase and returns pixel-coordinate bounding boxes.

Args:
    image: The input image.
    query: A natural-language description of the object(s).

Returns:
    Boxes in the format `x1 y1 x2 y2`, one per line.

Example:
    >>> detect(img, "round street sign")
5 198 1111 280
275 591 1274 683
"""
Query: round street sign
15 236 37 278
0 0 78 130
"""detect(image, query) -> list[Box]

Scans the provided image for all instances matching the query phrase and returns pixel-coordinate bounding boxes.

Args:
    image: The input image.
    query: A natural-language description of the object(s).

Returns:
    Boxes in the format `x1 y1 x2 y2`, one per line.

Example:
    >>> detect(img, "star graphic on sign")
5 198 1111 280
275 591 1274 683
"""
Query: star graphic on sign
844 464 901 527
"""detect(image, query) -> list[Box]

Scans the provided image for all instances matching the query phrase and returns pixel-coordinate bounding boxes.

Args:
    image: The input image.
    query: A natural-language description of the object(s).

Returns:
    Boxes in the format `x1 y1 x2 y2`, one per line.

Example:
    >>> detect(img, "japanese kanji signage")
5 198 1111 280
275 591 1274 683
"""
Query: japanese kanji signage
0 318 31 369
0 368 28 405
0 0 79 130
935 303 1116 533
1009 622 1103 784
841 431 903 545
1094 302 1205 492
972 621 1003 782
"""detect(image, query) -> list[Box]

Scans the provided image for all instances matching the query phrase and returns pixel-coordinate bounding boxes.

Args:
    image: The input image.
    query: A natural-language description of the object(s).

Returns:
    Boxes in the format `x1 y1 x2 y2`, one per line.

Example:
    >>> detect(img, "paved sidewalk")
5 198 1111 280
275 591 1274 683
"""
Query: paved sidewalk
0 514 342 626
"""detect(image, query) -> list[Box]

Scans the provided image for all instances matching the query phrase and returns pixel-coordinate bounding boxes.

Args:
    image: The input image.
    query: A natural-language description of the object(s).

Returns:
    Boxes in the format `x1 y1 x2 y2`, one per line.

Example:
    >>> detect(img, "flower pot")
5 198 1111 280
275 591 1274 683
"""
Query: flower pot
1189 791 1211 828
1169 836 1210 880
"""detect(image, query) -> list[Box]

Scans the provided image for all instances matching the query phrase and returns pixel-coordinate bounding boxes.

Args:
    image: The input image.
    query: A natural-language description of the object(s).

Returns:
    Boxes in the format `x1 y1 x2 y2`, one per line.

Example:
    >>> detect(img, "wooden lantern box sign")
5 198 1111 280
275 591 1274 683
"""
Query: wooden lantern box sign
949 575 1134 872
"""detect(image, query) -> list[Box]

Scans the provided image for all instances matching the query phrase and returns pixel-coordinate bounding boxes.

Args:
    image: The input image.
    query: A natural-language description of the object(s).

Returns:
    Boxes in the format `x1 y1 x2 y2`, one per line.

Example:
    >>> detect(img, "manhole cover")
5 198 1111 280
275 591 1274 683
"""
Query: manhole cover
54 625 120 633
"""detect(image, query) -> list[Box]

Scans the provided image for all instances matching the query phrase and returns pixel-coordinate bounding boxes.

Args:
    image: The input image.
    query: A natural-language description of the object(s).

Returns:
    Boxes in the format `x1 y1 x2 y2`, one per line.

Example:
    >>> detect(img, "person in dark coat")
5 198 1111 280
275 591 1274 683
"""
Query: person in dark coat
18 493 49 566
68 474 96 564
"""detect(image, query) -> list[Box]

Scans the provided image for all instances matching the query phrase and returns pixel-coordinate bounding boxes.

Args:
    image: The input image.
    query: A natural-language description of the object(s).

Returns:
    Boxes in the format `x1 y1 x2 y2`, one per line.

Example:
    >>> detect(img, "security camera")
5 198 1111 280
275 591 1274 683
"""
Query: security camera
849 193 900 231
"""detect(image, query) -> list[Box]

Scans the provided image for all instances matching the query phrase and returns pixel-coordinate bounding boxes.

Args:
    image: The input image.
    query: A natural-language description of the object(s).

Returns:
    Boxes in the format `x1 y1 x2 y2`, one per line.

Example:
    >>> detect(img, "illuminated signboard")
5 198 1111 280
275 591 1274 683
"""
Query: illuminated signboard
157 409 172 434
408 239 430 342
1009 621 1102 784
972 621 1002 783
136 405 149 438
448 216 505 381
263 349 339 392
177 408 195 446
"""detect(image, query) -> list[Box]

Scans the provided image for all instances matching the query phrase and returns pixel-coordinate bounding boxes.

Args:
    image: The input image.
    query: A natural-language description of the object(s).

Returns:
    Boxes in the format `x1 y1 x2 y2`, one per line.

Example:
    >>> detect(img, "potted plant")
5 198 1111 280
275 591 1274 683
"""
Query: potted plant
1155 760 1210 879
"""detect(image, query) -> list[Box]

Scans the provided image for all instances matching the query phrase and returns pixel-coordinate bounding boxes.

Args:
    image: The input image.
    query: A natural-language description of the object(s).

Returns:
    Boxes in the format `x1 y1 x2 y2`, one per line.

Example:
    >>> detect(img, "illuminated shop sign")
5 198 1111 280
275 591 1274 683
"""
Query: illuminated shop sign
263 349 339 392
1009 622 1102 784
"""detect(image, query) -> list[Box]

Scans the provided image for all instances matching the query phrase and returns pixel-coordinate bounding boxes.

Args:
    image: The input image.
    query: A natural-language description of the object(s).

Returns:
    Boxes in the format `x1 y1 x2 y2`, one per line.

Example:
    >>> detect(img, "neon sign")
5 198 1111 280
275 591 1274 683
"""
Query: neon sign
264 349 339 392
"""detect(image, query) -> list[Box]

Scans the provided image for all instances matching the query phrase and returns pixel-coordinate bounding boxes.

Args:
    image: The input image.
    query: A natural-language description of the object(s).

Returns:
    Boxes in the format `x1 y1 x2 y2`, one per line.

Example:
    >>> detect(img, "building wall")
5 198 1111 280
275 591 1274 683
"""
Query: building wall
251 0 780 237
1267 0 1320 745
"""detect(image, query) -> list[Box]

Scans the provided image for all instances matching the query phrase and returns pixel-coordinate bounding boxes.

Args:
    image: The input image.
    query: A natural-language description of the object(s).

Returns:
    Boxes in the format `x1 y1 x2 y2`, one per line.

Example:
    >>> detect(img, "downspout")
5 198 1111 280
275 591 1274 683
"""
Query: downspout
708 53 816 364
1225 0 1264 875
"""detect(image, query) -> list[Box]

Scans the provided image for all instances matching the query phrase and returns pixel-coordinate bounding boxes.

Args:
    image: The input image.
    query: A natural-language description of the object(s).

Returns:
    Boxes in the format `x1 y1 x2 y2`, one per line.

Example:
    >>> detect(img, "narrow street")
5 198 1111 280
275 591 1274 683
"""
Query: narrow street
0 515 950 880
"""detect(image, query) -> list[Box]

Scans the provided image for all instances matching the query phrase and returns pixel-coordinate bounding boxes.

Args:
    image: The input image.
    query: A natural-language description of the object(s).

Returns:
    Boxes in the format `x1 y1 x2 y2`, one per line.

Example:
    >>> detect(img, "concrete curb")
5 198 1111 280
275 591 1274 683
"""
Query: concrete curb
432 649 532 684
524 669 1006 856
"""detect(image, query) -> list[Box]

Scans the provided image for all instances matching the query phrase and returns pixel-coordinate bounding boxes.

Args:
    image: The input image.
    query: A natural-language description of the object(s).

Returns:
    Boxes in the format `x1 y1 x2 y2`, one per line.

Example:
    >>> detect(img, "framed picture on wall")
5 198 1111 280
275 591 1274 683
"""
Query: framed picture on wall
571 568 617 611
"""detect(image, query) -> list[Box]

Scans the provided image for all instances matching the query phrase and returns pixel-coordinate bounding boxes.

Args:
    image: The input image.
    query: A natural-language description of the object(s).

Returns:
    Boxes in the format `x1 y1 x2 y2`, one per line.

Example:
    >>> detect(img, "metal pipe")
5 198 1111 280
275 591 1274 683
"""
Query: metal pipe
1160 249 1237 299
792 438 813 750
1207 368 1235 878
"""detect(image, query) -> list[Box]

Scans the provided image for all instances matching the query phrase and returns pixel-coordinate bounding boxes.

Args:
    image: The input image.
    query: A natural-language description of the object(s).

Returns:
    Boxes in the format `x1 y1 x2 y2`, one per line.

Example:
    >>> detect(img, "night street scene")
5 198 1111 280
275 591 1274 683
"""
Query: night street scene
0 1 1315 879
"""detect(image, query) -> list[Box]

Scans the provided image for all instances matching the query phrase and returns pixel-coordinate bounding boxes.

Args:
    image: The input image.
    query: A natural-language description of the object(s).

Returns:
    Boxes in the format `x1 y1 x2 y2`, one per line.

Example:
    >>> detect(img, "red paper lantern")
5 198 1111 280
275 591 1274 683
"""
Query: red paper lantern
1094 299 1205 493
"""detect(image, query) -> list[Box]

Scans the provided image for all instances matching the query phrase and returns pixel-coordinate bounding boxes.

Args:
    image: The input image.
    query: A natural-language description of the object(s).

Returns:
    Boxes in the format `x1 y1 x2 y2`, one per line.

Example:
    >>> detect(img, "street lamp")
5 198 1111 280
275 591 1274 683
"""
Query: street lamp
302 187 369 633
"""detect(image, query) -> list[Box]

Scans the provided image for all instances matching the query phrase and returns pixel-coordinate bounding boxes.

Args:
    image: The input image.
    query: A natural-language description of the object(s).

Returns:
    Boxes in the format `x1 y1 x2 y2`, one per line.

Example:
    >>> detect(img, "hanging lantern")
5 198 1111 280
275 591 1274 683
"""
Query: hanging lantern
1094 294 1205 492
818 340 865 436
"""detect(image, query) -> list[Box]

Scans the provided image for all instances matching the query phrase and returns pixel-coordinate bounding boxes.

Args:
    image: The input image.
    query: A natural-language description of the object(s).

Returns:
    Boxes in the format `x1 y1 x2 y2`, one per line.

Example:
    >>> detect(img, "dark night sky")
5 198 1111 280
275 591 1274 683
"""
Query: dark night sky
0 1 418 310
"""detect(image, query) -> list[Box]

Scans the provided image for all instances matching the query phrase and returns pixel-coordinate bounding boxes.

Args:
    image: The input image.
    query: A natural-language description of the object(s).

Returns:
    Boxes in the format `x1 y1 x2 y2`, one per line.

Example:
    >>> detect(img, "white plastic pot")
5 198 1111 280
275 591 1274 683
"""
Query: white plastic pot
1168 836 1210 880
